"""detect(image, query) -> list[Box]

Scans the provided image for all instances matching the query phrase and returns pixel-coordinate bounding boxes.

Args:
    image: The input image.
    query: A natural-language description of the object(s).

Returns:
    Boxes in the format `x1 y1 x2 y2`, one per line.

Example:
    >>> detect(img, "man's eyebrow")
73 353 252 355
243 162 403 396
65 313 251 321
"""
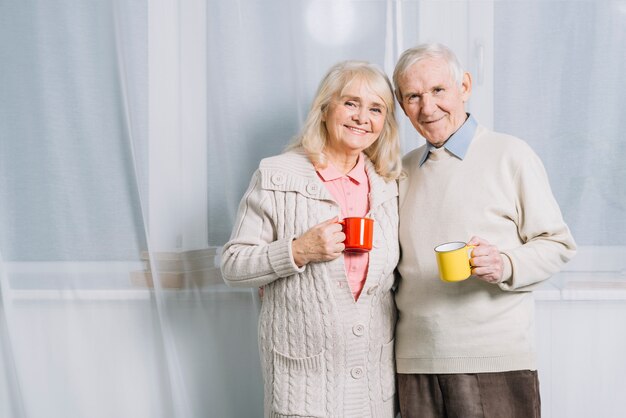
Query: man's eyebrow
403 84 445 99
401 90 420 100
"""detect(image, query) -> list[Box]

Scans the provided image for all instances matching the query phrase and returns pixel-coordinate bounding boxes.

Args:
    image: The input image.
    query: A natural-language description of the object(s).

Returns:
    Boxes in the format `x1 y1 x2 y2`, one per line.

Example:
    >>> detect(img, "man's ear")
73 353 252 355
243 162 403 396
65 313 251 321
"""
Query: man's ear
461 72 472 102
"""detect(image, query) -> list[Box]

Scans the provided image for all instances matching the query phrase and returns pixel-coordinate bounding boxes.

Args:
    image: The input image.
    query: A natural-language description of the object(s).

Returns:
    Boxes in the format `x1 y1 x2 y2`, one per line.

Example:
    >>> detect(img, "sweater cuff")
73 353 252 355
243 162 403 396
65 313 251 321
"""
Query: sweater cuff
268 236 305 278
498 252 513 286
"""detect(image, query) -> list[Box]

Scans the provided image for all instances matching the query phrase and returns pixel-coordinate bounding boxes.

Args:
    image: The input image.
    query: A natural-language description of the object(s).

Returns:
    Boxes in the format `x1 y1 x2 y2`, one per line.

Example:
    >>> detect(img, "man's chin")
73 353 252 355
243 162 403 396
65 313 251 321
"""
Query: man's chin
419 131 438 143
419 129 448 144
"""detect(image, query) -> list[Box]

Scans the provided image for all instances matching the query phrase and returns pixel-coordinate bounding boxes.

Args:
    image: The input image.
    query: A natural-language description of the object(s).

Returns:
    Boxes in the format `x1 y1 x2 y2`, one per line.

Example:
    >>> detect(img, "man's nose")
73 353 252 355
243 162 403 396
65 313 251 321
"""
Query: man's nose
420 94 436 114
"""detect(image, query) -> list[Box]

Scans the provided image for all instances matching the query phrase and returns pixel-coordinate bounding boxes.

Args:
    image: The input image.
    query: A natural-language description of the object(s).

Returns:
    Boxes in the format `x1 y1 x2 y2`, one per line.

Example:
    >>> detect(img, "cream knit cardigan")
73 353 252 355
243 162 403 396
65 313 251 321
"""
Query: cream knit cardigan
221 150 400 418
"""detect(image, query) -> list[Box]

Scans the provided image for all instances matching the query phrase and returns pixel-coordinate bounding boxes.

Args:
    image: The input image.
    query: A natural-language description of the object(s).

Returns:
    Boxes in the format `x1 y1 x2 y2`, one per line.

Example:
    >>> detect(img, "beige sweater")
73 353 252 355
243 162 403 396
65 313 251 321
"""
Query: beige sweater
396 125 576 374
221 150 400 418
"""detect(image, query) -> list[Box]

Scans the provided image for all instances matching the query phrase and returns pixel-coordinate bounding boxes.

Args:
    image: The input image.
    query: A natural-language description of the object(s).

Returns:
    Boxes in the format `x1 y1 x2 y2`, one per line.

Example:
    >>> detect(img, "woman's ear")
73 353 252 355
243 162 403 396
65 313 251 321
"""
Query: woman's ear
320 106 328 122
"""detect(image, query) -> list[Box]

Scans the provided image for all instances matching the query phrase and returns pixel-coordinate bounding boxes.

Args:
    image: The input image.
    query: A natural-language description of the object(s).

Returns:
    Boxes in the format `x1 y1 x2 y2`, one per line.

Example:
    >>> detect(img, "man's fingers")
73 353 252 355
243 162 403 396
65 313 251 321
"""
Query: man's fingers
468 236 490 247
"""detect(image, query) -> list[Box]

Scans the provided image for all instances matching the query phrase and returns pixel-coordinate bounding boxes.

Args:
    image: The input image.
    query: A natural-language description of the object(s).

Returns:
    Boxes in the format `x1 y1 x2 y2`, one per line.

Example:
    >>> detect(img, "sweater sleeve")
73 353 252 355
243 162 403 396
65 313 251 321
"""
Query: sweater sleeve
499 149 577 291
220 170 304 288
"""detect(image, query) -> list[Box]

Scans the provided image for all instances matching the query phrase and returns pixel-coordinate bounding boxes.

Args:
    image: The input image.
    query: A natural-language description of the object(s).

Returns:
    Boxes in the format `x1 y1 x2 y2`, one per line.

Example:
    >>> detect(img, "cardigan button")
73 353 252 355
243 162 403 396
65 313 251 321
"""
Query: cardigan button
366 285 378 295
306 182 320 195
350 367 364 379
271 173 285 185
352 324 365 336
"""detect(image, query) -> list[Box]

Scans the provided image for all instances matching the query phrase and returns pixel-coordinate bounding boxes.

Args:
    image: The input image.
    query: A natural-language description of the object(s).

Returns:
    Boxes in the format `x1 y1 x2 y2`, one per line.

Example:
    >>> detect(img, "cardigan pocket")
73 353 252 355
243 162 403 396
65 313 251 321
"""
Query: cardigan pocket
379 338 396 401
271 349 326 418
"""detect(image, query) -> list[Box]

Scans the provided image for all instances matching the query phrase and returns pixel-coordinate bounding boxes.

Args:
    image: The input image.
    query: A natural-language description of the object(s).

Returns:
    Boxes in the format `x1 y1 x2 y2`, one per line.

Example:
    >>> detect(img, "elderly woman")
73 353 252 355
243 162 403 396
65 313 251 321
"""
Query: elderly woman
221 61 402 418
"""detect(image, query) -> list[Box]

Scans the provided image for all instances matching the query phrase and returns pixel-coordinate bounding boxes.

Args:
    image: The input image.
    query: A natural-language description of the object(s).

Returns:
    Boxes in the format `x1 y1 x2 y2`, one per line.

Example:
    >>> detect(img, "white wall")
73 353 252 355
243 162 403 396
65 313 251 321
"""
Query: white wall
535 275 626 418
2 269 625 418
1 286 264 418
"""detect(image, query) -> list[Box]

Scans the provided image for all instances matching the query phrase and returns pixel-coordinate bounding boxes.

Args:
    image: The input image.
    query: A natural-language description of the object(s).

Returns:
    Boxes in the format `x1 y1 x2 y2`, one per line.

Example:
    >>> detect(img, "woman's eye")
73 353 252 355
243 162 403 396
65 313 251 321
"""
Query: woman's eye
371 108 383 114
345 101 356 107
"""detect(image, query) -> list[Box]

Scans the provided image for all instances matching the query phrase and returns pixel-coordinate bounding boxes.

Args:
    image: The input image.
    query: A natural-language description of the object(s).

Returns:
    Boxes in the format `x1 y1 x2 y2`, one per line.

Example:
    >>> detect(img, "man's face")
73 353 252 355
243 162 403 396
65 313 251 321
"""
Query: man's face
397 57 471 147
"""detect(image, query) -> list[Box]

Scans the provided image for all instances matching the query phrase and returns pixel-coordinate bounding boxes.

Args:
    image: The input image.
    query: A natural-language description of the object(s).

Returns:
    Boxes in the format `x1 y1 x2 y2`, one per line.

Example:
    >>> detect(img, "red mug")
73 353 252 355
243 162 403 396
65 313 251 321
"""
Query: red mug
340 217 374 252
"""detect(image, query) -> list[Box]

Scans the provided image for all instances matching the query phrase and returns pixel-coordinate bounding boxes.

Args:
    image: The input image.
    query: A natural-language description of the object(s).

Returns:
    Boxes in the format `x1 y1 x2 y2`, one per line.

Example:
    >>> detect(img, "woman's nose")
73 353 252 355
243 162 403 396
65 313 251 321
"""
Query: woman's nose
352 108 368 123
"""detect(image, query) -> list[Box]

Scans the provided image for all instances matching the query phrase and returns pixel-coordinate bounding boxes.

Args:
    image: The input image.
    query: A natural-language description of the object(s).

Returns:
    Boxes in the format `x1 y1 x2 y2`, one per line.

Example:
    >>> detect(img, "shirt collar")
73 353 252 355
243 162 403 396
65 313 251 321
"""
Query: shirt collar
317 153 368 184
418 114 477 166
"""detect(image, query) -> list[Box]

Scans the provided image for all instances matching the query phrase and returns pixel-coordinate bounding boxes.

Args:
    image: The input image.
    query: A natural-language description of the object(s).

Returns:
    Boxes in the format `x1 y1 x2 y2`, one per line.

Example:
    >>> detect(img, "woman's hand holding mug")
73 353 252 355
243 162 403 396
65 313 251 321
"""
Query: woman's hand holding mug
292 217 345 267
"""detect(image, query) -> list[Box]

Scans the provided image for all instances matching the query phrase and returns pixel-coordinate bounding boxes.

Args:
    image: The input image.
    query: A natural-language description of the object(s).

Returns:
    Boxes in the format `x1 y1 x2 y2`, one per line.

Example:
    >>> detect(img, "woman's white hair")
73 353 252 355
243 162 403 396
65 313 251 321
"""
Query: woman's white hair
288 60 402 181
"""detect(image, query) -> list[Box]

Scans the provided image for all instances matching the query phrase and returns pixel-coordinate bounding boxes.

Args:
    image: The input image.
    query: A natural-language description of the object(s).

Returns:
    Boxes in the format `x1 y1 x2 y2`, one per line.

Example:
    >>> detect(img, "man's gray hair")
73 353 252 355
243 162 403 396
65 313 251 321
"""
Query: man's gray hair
393 43 465 103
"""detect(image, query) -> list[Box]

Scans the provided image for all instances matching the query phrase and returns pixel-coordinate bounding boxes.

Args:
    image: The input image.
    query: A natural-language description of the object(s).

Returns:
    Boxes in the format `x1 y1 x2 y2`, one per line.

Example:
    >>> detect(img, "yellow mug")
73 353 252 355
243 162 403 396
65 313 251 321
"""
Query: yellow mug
434 242 476 282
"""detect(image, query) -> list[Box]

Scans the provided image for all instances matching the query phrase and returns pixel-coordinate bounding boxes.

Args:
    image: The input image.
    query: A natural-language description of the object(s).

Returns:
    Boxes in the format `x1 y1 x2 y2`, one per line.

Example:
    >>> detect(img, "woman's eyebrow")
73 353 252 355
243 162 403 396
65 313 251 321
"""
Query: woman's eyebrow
342 95 386 108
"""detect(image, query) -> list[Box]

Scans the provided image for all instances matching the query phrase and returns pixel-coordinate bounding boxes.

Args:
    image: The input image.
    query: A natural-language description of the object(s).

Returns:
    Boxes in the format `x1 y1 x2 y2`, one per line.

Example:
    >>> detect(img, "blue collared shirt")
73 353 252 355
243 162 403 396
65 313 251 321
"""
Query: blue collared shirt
418 114 478 166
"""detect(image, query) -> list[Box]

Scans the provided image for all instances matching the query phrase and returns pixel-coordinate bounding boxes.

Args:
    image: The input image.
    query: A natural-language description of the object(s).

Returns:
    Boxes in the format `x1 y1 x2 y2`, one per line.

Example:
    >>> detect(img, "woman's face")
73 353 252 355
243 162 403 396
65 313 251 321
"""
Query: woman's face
323 79 387 159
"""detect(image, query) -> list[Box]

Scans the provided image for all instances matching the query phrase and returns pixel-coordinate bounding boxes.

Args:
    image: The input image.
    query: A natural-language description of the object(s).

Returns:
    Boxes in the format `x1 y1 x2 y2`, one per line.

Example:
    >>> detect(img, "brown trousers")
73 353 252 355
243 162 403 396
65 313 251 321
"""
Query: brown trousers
397 370 541 418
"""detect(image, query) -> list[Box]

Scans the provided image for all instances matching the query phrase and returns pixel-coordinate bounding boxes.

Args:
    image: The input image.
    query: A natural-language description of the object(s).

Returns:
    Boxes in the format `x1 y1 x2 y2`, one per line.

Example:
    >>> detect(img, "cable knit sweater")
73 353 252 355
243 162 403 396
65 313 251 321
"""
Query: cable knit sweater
221 149 400 418
396 125 576 374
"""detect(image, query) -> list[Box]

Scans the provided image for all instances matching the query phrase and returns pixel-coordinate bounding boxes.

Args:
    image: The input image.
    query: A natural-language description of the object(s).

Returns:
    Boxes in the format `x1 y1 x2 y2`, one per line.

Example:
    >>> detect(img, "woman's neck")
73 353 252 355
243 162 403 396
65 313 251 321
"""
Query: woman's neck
326 152 360 175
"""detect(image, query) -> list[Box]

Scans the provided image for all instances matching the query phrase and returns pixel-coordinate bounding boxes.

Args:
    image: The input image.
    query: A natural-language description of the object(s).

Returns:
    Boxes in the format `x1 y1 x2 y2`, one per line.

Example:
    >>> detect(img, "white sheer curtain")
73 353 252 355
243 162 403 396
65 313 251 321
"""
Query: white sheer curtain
493 1 626 246
1 1 625 417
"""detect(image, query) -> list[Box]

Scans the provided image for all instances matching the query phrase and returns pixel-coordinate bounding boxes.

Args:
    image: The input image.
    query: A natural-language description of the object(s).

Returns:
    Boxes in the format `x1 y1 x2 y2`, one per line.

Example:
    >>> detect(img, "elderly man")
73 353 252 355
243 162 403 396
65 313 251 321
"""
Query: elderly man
392 43 576 418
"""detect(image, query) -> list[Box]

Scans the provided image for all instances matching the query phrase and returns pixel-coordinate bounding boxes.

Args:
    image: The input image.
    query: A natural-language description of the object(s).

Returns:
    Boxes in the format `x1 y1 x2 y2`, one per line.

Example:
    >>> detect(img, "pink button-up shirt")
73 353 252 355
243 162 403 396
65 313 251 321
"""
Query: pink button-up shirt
317 154 370 300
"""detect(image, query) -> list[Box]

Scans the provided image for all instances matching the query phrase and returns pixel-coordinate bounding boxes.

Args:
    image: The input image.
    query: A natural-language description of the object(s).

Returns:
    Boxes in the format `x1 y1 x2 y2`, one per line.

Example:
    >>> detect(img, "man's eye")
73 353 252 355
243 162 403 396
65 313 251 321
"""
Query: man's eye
433 88 444 94
407 94 420 103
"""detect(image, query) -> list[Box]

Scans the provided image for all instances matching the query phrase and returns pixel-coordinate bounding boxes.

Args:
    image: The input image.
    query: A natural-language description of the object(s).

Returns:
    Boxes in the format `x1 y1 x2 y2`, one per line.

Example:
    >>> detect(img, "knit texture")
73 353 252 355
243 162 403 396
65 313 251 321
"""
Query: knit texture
222 150 400 418
396 125 576 374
